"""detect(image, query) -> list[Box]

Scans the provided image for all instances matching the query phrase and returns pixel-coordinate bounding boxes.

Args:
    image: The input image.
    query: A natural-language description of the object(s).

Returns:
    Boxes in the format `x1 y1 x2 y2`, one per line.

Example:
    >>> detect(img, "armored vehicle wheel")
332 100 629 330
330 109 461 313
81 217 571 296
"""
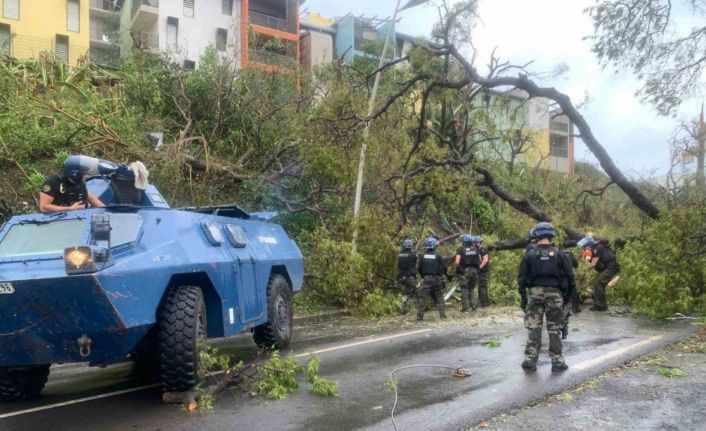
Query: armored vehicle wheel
253 275 293 349
157 285 207 392
0 365 50 401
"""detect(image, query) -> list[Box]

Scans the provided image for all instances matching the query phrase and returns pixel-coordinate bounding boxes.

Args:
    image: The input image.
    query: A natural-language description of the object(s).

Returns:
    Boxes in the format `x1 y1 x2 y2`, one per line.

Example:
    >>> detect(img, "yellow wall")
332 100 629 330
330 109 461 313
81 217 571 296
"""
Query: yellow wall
0 0 89 66
522 129 551 169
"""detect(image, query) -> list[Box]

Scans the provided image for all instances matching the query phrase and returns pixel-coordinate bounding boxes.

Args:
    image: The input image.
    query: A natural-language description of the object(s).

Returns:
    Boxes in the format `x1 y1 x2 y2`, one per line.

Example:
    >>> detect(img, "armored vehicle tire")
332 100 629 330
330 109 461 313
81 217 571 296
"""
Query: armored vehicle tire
157 285 207 393
253 275 293 349
0 365 50 401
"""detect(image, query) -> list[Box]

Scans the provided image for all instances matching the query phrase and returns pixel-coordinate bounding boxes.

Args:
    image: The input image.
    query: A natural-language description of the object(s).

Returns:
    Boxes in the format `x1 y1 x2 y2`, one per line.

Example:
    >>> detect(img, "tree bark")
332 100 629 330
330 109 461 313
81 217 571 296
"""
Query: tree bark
432 44 661 220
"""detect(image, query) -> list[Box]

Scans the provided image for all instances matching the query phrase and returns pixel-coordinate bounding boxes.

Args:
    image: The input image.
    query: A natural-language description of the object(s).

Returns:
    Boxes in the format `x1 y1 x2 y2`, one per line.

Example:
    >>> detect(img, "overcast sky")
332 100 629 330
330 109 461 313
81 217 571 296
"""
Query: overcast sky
304 0 704 176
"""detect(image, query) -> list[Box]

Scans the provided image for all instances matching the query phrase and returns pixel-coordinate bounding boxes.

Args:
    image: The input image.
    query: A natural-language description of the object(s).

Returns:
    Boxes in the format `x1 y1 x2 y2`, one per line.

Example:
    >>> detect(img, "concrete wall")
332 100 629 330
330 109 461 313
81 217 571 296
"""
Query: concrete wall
158 0 241 67
0 0 90 66
301 29 333 72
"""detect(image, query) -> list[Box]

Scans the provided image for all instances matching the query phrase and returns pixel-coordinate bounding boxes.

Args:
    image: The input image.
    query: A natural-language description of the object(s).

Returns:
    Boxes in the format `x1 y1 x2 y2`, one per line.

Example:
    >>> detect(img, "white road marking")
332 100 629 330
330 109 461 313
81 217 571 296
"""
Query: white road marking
1 328 433 418
294 328 433 358
573 335 664 371
0 384 161 419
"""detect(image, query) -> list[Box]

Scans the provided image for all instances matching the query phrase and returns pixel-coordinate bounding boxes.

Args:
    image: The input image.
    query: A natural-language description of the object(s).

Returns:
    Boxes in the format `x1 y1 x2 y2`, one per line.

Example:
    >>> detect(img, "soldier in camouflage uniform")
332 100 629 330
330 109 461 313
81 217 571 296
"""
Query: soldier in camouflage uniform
455 235 481 312
397 239 418 315
518 222 575 371
416 237 447 321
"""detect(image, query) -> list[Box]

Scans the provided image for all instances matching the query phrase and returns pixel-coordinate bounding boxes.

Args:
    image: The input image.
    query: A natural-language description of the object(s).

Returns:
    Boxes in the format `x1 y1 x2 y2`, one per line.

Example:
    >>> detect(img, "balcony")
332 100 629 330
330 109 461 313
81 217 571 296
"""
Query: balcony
90 46 120 69
131 0 159 31
90 0 120 18
249 11 296 34
133 31 159 52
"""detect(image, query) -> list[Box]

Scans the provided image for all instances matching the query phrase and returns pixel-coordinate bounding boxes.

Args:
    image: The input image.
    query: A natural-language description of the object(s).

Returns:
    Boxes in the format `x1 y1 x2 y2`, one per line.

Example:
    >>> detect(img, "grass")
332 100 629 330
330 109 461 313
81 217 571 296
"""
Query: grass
657 367 685 378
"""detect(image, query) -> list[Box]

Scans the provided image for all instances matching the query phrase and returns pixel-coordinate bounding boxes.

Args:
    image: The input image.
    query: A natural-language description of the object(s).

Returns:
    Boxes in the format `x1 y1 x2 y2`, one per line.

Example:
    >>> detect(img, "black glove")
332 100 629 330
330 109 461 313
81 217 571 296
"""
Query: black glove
456 265 464 275
446 273 453 282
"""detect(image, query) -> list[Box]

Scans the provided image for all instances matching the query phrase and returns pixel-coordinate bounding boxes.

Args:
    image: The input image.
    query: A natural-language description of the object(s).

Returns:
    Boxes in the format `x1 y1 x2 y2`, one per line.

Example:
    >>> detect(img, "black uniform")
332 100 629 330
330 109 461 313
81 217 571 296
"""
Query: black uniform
41 174 88 207
456 245 481 311
397 250 418 314
416 250 447 320
478 245 490 307
591 243 620 310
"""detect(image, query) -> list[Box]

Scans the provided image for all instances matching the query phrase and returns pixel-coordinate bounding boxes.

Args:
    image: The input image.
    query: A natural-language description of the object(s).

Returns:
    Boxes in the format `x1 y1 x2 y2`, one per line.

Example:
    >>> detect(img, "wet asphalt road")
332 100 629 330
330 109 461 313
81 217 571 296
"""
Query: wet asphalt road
0 308 698 431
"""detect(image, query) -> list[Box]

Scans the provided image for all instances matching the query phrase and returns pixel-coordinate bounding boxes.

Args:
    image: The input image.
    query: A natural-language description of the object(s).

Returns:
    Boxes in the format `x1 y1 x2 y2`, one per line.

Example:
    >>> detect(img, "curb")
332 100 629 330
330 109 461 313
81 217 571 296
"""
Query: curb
293 309 349 325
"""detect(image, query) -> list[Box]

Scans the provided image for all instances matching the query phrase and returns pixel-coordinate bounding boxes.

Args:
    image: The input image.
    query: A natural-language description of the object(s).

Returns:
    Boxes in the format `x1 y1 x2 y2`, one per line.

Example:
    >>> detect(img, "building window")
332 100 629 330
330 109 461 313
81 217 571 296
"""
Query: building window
184 0 194 18
550 135 569 158
216 28 227 51
55 35 69 63
67 0 80 32
3 0 19 20
166 17 178 51
183 59 196 70
222 0 232 15
0 24 11 56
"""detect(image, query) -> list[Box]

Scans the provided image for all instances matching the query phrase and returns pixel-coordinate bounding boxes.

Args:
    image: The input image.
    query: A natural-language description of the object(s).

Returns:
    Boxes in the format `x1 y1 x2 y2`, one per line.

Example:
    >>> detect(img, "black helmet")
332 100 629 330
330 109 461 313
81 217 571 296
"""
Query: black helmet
532 222 556 239
63 155 96 183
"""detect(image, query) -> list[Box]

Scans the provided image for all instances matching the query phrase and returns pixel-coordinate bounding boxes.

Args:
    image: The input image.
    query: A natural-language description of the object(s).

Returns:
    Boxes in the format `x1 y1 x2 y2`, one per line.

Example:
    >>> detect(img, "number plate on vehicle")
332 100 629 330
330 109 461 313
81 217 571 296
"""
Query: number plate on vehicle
0 282 15 294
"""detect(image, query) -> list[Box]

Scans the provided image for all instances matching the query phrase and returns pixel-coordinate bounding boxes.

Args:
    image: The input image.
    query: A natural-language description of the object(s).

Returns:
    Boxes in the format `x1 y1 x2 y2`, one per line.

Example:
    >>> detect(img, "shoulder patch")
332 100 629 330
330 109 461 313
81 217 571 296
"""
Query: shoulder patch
42 184 51 193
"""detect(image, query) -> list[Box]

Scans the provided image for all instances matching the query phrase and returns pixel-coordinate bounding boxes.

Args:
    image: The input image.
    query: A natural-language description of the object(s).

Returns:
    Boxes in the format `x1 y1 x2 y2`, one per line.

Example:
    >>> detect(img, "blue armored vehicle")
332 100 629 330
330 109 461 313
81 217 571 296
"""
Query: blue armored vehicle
0 156 304 400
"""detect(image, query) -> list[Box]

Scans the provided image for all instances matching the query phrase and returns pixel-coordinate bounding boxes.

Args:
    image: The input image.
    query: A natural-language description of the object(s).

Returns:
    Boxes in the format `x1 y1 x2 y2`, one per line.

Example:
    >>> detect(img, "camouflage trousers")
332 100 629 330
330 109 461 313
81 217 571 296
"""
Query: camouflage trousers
478 270 490 307
399 275 418 314
459 267 479 311
524 286 565 365
593 266 618 309
417 275 446 320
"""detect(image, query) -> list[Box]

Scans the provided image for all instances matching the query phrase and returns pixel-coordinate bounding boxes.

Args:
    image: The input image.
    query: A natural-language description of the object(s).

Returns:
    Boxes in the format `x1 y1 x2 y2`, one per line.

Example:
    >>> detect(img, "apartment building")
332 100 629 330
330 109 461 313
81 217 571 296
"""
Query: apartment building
474 91 575 173
89 0 121 68
118 0 300 71
0 0 90 66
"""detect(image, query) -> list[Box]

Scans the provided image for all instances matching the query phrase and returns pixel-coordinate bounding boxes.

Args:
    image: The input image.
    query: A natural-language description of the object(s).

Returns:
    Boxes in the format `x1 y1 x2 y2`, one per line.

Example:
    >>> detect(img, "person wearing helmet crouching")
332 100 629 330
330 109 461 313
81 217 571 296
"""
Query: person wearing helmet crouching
416 237 448 322
397 239 419 315
518 222 575 372
581 236 620 312
39 155 105 212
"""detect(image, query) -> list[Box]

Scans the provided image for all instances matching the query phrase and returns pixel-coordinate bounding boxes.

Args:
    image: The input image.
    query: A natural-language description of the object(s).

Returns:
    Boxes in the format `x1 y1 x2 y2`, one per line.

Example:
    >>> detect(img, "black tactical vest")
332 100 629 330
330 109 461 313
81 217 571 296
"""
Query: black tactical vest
398 252 417 275
56 179 88 207
420 252 442 275
460 246 480 268
528 246 562 287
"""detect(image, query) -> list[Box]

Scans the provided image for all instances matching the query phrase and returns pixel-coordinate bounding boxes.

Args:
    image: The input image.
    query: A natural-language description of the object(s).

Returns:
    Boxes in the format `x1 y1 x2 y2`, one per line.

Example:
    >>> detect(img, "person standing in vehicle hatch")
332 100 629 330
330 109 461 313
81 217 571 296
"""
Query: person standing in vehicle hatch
518 222 575 372
417 237 447 321
398 239 419 315
39 156 105 212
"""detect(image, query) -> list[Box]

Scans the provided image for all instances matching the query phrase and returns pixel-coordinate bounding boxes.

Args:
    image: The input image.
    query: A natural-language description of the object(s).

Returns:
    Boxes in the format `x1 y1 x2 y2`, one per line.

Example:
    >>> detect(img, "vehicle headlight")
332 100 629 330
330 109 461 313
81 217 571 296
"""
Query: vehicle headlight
64 246 112 275
66 247 92 267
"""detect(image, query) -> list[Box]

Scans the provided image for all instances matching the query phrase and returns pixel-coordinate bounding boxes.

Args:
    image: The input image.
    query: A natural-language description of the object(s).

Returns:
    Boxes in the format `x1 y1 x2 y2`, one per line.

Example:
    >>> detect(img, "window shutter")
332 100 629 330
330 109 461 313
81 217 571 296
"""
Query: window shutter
0 25 11 56
55 35 69 63
166 17 178 51
3 0 19 20
67 0 80 33
183 0 194 18
222 0 232 16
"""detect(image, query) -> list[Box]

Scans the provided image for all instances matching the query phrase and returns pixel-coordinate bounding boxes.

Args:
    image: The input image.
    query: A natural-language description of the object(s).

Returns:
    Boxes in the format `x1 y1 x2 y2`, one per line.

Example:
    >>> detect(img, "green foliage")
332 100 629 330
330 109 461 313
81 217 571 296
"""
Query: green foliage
614 208 706 318
484 337 502 348
257 351 303 400
358 289 401 318
309 376 339 397
657 367 685 378
487 249 523 306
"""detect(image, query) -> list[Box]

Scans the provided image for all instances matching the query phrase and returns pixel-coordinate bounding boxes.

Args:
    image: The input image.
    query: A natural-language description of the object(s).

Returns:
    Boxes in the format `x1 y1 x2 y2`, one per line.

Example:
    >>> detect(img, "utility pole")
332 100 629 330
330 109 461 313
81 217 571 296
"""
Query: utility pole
350 0 403 254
